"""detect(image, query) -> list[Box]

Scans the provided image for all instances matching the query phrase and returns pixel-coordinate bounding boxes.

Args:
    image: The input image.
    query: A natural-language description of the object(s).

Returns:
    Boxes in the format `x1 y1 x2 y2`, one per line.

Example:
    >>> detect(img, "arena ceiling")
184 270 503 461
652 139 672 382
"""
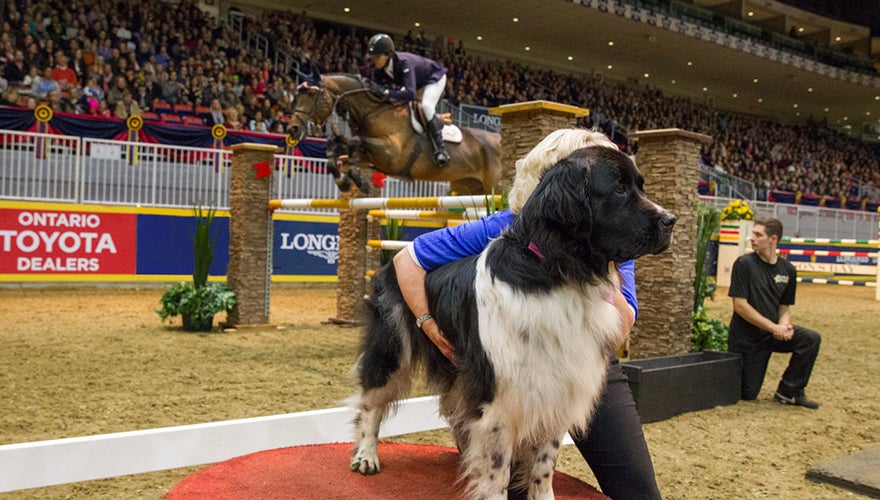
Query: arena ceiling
278 0 880 134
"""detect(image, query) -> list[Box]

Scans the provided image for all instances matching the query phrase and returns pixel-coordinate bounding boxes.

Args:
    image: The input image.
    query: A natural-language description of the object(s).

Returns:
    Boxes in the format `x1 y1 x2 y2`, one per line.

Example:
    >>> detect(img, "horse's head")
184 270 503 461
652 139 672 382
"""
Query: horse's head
287 83 333 142
287 66 333 142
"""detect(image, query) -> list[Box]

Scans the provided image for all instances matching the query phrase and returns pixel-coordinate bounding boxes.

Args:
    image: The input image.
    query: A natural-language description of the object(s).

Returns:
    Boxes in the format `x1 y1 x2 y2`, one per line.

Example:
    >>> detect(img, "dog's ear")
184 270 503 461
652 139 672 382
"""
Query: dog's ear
519 154 592 235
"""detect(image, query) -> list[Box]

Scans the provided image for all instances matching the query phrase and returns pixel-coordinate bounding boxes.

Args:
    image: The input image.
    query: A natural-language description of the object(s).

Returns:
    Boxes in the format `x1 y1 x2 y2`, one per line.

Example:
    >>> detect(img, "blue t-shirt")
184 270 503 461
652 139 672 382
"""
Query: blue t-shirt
409 210 639 318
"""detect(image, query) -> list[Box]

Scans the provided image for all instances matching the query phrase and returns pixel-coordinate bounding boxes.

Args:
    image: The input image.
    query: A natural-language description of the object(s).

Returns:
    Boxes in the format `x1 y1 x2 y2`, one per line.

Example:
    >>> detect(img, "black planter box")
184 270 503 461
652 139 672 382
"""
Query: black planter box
620 350 742 423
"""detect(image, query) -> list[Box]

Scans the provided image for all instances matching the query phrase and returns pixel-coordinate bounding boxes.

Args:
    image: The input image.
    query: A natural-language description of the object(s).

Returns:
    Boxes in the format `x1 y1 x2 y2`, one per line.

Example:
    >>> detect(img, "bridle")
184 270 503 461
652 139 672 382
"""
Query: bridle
290 78 389 138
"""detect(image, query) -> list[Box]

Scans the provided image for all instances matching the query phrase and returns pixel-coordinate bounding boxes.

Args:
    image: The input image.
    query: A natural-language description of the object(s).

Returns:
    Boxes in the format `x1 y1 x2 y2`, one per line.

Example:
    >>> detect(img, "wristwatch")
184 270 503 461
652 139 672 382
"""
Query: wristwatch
416 314 432 329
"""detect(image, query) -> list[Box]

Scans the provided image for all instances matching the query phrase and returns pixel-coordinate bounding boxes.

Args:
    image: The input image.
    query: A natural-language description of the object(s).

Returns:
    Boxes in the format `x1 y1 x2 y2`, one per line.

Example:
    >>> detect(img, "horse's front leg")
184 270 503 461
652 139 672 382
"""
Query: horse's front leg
346 146 375 194
325 153 353 192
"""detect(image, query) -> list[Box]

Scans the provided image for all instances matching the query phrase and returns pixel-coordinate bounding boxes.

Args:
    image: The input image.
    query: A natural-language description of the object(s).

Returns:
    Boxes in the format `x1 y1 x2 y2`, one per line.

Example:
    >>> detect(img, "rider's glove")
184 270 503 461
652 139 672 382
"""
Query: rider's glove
370 81 389 97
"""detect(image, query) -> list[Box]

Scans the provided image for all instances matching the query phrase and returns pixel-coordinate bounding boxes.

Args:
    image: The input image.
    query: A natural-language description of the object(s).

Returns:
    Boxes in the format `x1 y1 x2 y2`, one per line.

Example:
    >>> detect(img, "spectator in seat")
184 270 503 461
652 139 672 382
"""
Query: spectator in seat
46 89 74 113
209 98 225 125
249 110 269 133
0 87 21 107
31 67 60 100
115 90 141 119
3 49 29 84
51 54 79 91
106 75 128 109
225 107 244 130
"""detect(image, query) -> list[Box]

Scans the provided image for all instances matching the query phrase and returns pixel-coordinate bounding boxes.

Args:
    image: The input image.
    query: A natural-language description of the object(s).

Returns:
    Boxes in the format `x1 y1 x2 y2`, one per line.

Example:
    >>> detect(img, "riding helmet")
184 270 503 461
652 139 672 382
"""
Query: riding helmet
367 34 395 56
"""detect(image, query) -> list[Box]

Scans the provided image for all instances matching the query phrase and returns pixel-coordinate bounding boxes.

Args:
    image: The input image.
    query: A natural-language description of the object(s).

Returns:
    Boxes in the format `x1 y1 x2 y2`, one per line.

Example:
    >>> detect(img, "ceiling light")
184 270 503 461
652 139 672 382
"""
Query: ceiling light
797 27 804 33
843 116 848 121
824 108 829 112
834 36 841 41
568 56 574 61
608 41 614 46
687 61 693 66
702 87 708 92
867 112 872 116
807 87 813 92
607 65 613 69
875 96 880 100
343 7 350 13
753 78 759 83
758 98 763 103
732 93 738 98
671 80 676 84
476 36 482 41
643 73 649 78
793 104 798 108
414 22 420 27
525 46 530 51
747 11 754 16
513 17 519 22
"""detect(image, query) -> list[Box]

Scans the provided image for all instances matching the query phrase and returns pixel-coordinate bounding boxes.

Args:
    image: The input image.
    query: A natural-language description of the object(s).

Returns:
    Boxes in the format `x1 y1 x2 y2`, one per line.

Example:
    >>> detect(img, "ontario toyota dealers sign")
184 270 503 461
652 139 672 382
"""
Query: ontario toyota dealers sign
0 207 136 274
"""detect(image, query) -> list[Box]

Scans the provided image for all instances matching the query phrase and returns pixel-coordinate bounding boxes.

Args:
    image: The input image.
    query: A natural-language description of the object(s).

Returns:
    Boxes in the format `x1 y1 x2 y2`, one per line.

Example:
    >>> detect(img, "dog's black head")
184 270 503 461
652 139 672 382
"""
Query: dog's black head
514 146 675 280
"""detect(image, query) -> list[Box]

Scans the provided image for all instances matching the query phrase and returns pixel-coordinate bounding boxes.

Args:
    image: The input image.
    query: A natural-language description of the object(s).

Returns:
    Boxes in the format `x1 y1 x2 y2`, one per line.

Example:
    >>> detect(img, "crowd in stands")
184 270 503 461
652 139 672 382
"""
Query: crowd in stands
1 0 879 206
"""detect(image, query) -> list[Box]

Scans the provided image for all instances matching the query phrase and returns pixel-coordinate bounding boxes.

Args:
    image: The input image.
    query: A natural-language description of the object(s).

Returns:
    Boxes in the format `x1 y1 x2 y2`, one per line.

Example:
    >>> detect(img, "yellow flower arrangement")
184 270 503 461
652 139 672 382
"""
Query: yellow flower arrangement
720 199 754 221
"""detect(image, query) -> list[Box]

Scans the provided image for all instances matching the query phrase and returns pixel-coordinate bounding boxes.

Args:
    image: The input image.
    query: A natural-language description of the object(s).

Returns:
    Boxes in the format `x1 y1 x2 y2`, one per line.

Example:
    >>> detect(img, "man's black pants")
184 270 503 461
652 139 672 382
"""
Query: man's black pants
734 325 821 400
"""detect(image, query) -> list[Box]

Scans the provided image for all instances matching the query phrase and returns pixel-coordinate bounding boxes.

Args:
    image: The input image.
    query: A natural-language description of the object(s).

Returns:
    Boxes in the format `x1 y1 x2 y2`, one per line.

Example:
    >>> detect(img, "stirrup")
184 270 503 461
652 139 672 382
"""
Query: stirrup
434 150 450 167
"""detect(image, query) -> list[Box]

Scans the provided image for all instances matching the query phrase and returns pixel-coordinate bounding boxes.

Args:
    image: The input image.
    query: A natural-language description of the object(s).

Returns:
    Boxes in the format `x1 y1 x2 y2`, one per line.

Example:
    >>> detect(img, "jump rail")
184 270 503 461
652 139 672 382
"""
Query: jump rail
778 249 878 257
366 239 409 251
367 209 488 221
781 238 878 245
268 195 502 211
797 277 877 287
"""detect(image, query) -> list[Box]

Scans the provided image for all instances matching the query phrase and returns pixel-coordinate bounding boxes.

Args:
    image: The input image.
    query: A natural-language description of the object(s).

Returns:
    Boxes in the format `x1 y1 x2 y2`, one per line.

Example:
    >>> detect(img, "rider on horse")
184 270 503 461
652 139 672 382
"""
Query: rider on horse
366 33 451 167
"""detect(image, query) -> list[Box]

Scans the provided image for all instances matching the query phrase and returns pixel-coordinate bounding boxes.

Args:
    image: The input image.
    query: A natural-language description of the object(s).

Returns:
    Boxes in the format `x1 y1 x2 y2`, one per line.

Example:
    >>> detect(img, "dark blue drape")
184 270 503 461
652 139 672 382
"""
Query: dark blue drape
0 106 327 157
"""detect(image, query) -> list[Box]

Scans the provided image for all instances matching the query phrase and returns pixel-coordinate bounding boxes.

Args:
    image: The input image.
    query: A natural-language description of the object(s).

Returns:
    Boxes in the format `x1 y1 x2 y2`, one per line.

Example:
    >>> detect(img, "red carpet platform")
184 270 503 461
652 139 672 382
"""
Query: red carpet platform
165 442 608 499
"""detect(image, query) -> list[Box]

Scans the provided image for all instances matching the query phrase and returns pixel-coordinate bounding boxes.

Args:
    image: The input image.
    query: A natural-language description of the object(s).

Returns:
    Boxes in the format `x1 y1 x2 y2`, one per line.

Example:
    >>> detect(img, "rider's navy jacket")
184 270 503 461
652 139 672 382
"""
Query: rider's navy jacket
372 51 447 102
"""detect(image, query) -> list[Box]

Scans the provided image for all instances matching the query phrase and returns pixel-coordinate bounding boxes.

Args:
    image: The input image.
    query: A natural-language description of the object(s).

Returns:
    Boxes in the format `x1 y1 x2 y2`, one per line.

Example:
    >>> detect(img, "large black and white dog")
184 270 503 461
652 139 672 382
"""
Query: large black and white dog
350 146 675 499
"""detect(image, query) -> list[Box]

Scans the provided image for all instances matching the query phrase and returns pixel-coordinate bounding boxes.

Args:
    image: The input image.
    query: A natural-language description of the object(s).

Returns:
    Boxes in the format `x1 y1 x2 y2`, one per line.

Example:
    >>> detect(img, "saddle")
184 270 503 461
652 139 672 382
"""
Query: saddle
409 104 463 144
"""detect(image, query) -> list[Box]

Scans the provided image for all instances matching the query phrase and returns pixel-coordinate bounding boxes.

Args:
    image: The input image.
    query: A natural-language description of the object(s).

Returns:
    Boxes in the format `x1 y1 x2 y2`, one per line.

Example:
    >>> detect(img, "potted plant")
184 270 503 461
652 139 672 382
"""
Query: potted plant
692 202 729 351
156 206 236 332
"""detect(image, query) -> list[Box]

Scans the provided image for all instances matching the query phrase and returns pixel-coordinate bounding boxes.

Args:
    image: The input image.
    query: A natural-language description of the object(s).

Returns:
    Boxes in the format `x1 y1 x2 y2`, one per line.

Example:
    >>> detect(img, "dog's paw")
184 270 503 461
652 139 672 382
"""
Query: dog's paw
350 448 381 475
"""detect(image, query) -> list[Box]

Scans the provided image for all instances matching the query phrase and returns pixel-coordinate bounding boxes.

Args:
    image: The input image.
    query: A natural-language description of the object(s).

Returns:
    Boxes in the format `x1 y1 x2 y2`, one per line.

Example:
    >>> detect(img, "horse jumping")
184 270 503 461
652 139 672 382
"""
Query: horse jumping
287 70 502 195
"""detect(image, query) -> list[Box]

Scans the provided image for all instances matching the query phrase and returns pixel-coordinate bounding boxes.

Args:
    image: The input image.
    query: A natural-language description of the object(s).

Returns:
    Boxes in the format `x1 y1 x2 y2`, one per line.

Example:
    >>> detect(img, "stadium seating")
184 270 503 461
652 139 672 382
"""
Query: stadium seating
184 116 205 126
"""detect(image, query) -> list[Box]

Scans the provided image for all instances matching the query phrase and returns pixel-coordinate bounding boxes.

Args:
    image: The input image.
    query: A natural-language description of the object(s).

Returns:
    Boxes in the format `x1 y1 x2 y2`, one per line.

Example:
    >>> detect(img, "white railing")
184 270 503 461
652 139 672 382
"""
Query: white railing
81 138 231 209
0 130 451 212
0 130 82 203
701 196 880 240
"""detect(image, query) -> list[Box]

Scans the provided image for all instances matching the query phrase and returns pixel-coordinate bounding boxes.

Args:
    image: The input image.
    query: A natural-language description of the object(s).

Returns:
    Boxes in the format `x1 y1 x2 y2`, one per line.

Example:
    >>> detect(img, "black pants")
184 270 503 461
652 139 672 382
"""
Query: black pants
510 363 661 499
571 363 662 500
734 325 821 400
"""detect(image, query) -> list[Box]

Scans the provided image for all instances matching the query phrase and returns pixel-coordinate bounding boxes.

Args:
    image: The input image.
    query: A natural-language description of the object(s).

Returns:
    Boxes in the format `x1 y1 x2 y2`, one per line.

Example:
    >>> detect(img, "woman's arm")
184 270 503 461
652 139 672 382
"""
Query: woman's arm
393 211 514 362
394 249 455 360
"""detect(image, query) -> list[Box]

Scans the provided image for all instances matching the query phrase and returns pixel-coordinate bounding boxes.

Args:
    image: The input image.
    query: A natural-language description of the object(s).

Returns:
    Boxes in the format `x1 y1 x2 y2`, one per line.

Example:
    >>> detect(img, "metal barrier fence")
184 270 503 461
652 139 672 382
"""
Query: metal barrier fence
0 130 450 212
701 197 880 241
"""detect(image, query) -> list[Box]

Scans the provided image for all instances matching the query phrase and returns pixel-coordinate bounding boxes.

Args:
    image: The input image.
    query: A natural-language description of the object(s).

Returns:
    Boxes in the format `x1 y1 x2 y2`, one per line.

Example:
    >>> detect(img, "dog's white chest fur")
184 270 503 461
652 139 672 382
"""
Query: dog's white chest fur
473 250 622 441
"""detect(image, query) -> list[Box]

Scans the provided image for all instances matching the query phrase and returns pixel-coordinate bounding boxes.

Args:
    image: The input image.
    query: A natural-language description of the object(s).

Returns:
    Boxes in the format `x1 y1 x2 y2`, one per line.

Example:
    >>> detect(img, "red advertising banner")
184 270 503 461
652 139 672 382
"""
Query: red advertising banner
0 207 137 274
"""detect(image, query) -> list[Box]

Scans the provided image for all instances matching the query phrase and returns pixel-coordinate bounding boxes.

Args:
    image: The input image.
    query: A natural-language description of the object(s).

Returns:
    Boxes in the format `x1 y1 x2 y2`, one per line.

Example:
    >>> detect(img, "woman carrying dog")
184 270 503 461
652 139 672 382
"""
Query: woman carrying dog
393 128 662 500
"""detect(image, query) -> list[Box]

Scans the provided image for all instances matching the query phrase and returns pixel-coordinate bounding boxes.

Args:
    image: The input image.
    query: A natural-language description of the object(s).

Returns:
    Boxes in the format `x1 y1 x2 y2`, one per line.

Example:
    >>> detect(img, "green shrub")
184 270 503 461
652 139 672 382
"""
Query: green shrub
692 202 729 351
156 205 235 331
